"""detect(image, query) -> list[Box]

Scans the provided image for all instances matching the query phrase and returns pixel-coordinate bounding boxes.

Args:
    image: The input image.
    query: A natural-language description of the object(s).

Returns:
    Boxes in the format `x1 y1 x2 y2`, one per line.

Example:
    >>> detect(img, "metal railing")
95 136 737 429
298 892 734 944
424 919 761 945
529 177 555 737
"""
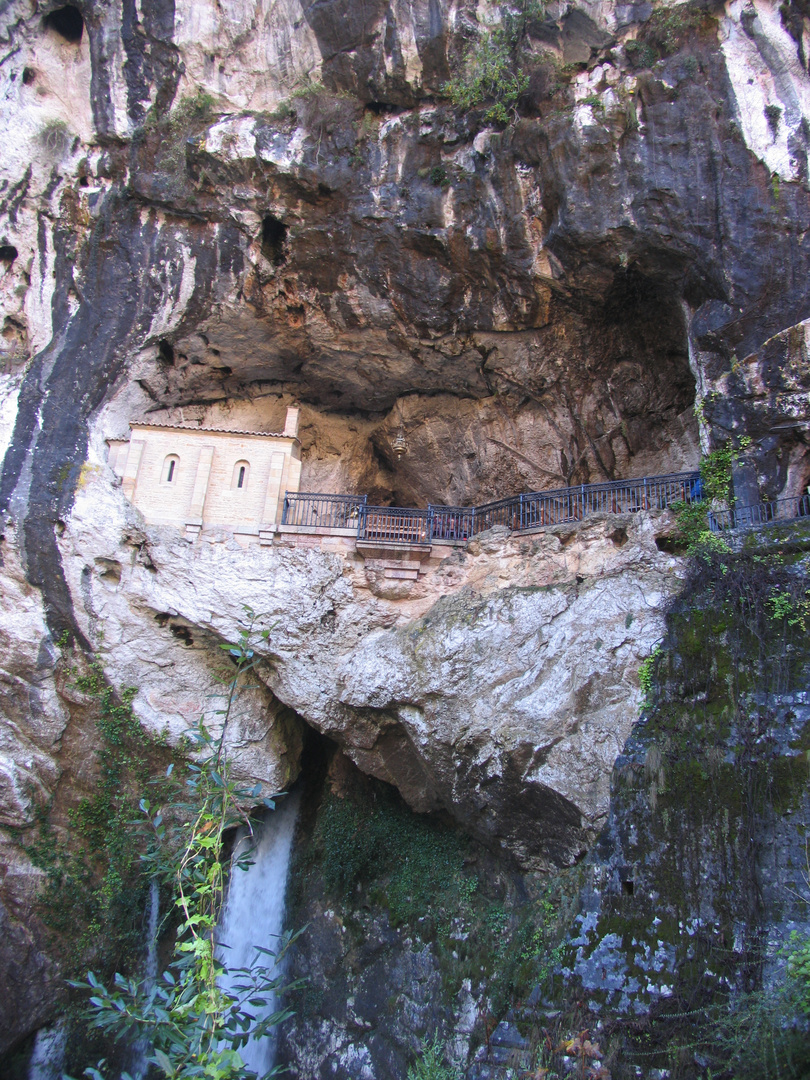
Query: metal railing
284 470 702 545
359 506 432 545
708 494 810 532
428 504 476 541
517 472 704 529
281 492 367 529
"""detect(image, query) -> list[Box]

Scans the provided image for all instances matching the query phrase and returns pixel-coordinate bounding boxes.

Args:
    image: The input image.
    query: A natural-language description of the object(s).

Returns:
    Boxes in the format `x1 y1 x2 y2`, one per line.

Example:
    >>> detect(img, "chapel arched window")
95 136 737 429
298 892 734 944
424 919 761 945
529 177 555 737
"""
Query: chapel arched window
233 460 250 489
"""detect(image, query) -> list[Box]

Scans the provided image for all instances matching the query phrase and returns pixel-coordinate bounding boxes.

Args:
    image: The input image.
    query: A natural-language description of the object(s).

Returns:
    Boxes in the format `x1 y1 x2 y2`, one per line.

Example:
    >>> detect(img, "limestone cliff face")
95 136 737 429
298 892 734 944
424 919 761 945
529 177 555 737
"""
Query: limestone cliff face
1 0 810 1057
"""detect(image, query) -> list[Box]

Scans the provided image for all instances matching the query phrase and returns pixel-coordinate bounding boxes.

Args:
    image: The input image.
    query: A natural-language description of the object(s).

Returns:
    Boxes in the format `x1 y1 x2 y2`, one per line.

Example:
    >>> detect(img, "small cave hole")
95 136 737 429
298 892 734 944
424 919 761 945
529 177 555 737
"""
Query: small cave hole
364 101 397 115
603 265 665 325
43 5 85 44
216 365 233 376
95 557 122 584
169 623 194 646
157 339 175 366
608 526 628 548
154 612 170 627
261 214 288 266
0 245 18 266
22 67 36 84
655 534 689 555
621 879 635 896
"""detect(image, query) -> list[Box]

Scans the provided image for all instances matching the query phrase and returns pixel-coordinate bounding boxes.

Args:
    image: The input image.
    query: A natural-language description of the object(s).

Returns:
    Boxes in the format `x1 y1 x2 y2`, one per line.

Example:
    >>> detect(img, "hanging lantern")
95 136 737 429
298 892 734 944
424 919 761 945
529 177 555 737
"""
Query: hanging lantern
392 425 408 460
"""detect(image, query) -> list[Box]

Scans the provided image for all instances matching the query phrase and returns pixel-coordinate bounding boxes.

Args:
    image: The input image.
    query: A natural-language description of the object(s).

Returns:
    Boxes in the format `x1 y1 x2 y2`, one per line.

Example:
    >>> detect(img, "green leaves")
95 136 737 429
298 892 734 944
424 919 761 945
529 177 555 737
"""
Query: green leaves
71 617 297 1080
442 0 543 124
638 645 662 706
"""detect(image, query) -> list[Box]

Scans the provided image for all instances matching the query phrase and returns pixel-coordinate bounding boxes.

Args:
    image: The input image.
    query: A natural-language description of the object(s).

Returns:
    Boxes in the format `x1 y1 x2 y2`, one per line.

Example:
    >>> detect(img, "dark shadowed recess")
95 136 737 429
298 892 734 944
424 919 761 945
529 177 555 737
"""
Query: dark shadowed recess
43 5 84 43
261 214 288 266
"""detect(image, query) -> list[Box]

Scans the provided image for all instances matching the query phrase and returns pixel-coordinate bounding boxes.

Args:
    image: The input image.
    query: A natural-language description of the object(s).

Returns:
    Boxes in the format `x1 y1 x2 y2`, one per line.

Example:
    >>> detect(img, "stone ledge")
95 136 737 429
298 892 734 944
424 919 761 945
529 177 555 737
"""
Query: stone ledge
277 524 358 537
356 539 432 561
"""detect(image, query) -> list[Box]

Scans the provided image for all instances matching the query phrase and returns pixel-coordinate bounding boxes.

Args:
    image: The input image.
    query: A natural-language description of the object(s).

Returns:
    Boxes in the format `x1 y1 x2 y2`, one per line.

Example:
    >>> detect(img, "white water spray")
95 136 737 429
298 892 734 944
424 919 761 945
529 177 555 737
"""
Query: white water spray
216 791 301 1076
26 1022 67 1080
145 876 160 986
130 877 160 1080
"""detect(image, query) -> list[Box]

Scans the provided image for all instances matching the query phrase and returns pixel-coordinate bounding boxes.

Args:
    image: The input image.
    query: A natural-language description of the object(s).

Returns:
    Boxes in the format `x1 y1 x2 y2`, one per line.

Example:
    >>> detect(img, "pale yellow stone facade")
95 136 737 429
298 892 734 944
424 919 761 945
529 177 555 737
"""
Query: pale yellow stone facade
109 407 301 542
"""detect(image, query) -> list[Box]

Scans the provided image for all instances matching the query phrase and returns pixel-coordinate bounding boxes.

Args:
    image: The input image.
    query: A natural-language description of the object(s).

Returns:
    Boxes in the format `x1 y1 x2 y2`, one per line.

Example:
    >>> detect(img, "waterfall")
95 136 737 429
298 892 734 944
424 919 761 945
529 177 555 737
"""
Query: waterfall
130 877 160 1080
26 1022 67 1080
216 791 301 1075
144 877 160 985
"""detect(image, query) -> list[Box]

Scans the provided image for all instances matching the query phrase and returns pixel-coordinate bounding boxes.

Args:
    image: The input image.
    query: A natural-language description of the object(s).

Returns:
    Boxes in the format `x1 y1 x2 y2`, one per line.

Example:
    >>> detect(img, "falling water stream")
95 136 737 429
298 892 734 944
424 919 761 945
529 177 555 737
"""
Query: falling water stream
216 791 301 1076
24 800 298 1080
26 1023 67 1080
130 877 161 1080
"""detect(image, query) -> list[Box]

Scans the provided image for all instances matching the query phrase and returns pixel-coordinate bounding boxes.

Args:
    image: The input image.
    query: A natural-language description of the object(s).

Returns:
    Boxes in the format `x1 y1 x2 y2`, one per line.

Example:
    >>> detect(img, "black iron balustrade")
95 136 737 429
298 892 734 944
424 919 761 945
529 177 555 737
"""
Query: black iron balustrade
453 471 702 536
358 505 432 545
708 493 810 532
516 472 704 529
284 470 702 545
281 492 368 529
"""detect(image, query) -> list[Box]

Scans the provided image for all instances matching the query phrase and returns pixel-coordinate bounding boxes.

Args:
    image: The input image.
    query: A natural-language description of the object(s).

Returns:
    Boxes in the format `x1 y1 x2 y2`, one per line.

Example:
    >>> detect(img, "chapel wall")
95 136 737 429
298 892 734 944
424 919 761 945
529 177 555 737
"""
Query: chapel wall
126 428 201 525
112 407 301 538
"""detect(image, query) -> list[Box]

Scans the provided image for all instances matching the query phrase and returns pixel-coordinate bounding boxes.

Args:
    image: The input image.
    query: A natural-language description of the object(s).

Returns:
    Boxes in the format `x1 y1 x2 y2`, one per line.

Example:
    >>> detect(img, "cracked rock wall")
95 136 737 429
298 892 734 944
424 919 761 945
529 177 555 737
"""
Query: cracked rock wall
1 0 810 1057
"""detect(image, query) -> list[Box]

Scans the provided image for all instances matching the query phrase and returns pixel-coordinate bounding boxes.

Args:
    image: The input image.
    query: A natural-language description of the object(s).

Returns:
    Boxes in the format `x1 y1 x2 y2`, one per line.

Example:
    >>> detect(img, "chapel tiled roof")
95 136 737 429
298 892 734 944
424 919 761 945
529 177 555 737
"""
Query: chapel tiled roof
129 419 293 438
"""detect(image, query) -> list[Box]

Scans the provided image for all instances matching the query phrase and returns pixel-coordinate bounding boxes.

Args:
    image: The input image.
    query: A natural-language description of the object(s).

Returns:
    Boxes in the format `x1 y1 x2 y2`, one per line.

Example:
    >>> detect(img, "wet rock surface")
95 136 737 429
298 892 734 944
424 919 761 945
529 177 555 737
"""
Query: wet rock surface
1 0 810 1065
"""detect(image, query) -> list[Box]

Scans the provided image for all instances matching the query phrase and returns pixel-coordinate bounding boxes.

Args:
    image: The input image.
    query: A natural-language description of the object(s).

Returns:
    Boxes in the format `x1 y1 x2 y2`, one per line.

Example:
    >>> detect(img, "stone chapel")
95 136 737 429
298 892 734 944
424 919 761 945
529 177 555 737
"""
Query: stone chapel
108 406 302 543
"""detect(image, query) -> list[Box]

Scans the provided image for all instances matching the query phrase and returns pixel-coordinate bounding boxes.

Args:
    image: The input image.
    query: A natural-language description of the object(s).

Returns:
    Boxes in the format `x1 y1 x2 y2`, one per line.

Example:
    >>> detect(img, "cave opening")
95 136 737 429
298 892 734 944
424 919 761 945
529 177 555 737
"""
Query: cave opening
602 265 666 324
43 5 84 43
261 215 288 266
157 338 175 366
364 101 398 115
0 245 18 266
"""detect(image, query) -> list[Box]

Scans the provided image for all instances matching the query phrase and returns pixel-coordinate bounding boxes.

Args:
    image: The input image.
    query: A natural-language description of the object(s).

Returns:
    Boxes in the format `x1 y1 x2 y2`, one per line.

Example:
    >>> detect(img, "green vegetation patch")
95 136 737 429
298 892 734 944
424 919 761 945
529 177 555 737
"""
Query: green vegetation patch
442 0 545 124
587 542 810 1077
20 651 175 976
311 784 469 928
295 772 577 1022
626 2 716 70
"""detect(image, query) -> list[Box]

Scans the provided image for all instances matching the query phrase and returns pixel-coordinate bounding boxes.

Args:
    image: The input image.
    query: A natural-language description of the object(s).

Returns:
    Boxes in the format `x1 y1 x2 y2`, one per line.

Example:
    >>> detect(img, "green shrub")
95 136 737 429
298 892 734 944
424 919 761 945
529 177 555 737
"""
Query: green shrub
671 438 751 555
638 645 662 704
21 652 170 975
312 786 470 929
407 1036 461 1080
430 164 450 187
71 616 303 1080
765 102 782 137
646 3 708 55
442 0 544 124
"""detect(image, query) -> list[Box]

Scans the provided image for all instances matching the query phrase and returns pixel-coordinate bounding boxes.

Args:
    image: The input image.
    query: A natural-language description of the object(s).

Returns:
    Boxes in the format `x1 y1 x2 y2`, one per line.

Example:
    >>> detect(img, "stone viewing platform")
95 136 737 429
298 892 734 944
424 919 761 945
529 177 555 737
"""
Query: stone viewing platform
281 471 704 547
108 408 810 577
108 414 706 580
